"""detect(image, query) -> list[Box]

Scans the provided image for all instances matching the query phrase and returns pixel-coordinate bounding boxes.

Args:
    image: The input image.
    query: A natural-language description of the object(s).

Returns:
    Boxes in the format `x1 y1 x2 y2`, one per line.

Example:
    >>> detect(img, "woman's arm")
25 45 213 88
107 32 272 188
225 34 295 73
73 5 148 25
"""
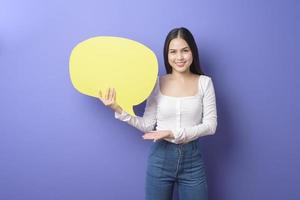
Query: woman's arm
99 79 159 133
114 89 158 132
171 77 217 144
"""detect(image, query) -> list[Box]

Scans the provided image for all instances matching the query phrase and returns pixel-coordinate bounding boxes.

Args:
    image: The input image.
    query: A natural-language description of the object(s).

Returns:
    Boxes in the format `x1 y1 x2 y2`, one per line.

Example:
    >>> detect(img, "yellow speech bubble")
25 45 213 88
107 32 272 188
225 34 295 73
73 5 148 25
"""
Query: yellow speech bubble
69 36 158 116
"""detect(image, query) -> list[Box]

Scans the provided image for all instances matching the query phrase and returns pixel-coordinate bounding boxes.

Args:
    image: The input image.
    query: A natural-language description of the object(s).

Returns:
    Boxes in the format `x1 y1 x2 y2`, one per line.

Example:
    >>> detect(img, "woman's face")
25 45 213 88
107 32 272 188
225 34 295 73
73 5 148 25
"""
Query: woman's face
168 37 193 74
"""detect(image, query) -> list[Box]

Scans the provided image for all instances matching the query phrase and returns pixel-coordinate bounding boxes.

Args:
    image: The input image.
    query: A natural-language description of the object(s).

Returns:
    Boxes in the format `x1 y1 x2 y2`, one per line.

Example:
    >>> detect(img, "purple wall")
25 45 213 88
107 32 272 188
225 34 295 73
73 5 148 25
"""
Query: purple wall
1 0 299 199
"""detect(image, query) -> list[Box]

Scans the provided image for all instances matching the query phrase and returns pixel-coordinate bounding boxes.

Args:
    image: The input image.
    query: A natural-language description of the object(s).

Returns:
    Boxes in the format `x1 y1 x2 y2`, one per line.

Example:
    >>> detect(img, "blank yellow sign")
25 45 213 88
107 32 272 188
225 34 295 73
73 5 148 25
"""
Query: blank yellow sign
69 36 158 116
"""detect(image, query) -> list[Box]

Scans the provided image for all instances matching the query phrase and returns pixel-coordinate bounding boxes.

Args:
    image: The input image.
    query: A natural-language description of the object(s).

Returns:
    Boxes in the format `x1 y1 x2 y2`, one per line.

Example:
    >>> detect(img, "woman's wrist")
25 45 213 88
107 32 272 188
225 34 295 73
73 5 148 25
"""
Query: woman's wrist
110 103 122 114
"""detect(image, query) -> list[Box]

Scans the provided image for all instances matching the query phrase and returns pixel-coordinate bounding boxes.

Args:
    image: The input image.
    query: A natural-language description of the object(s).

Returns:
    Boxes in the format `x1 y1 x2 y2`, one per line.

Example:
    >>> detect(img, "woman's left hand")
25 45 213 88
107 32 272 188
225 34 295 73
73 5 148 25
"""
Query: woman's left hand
142 130 174 142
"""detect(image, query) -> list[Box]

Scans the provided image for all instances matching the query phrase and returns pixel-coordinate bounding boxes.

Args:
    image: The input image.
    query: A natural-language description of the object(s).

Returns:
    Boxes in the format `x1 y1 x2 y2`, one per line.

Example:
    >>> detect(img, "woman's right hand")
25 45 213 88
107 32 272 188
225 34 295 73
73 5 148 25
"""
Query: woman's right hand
98 87 116 107
98 88 122 113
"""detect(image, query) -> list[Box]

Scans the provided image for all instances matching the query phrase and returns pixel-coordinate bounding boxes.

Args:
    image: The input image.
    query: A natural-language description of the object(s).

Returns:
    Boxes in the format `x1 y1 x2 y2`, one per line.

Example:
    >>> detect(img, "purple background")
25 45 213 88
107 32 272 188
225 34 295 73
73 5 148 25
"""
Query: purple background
1 0 299 199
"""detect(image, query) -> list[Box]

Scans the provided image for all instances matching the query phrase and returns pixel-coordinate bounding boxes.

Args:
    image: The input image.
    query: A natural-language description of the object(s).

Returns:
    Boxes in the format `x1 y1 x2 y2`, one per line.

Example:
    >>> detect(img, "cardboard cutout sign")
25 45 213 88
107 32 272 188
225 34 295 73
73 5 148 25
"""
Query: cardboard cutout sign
69 36 158 116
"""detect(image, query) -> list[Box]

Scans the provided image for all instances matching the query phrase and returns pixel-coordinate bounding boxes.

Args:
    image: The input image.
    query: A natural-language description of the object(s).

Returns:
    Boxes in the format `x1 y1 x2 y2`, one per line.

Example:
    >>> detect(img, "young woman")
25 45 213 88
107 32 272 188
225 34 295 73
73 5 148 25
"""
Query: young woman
98 27 217 200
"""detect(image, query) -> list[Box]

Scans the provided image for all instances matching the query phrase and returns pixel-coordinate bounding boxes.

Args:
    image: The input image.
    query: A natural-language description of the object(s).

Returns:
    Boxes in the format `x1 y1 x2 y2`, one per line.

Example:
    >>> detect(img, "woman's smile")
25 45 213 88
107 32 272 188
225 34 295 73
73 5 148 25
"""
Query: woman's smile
175 61 186 67
168 38 193 73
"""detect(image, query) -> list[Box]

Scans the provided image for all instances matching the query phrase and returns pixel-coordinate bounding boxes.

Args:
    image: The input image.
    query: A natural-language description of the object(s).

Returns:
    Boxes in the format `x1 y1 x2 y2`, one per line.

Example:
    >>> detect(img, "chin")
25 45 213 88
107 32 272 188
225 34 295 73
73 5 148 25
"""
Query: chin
174 68 189 73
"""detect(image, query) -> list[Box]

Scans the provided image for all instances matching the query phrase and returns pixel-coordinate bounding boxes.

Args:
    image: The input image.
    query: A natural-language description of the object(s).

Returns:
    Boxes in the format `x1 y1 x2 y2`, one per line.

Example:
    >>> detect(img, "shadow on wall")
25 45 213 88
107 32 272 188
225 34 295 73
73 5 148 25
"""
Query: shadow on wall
202 87 238 200
200 47 239 200
197 45 240 200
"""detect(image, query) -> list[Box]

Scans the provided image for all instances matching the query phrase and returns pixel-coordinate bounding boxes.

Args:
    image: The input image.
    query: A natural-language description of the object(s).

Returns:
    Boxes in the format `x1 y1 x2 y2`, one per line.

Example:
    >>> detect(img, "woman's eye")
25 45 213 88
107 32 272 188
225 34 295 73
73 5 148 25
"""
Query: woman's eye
183 49 189 52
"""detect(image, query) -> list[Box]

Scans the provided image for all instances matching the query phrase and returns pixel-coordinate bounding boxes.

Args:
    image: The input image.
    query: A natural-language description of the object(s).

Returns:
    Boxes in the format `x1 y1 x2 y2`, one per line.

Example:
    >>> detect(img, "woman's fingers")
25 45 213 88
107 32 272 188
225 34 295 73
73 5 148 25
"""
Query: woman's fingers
109 88 116 102
107 88 111 100
107 88 113 102
98 90 102 98
109 88 114 101
98 88 116 105
98 90 105 103
104 88 108 100
142 131 170 142
107 88 110 99
143 132 157 140
112 88 116 101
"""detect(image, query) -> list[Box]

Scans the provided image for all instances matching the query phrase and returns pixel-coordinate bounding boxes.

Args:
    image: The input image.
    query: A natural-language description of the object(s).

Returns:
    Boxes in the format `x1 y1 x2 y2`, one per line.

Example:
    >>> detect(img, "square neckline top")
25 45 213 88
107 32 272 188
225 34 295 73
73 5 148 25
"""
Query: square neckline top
157 75 202 99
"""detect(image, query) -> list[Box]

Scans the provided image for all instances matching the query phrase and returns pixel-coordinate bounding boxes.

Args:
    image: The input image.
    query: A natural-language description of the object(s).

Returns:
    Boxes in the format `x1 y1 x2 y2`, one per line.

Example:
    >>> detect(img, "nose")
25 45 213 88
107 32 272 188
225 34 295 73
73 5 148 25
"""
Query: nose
176 52 183 60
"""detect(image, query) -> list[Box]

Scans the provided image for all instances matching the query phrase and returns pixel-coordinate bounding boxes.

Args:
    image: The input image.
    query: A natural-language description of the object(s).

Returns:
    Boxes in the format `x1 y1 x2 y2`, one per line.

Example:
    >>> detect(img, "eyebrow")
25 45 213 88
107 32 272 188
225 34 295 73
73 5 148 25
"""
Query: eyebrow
169 46 190 51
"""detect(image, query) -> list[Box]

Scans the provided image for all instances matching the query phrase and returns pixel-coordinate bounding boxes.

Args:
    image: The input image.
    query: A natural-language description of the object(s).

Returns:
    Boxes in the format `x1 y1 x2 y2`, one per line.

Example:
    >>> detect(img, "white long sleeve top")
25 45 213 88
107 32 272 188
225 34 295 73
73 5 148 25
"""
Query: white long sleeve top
114 75 217 144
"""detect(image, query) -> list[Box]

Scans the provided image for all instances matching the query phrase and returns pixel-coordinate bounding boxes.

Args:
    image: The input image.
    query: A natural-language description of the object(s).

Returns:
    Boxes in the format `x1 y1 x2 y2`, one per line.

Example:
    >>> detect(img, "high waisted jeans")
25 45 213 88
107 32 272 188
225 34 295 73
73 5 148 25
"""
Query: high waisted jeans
145 139 208 200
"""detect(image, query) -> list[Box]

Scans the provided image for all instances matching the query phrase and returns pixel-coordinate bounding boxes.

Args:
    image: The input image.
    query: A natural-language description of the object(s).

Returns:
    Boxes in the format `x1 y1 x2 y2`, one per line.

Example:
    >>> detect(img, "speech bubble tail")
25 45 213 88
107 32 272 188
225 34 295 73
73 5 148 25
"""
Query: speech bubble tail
123 105 136 117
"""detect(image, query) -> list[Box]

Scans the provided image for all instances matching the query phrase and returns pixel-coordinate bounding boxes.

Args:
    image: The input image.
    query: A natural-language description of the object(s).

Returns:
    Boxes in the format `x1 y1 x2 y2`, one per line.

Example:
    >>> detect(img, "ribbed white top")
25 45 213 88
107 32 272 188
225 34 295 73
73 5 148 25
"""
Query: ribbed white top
115 75 217 144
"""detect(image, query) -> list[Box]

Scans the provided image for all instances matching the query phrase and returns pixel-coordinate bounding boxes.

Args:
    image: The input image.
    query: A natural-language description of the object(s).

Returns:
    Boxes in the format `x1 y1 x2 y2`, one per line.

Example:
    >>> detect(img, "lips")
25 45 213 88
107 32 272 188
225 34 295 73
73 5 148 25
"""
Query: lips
175 62 186 67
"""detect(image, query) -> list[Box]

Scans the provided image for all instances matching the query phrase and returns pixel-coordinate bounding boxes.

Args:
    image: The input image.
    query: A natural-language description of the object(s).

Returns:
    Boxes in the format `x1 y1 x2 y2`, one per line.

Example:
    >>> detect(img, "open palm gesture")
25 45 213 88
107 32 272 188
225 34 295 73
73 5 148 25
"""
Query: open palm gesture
143 130 174 142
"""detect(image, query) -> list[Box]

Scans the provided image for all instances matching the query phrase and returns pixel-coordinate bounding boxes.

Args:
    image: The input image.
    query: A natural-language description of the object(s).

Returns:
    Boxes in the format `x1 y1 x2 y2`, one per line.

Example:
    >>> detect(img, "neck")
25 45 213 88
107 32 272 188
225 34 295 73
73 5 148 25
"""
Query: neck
170 70 193 81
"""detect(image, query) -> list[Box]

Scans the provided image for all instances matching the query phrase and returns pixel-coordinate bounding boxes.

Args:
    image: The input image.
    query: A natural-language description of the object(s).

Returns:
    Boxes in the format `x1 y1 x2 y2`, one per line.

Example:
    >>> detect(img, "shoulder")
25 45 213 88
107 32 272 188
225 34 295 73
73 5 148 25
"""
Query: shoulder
199 75 213 84
159 74 171 81
153 75 162 93
199 75 215 92
158 74 172 87
199 74 211 81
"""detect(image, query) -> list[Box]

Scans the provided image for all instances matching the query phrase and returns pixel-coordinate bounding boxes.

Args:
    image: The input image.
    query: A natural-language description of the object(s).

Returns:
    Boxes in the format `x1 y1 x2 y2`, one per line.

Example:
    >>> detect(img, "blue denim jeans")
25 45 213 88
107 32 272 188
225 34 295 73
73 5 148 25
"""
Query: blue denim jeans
145 139 208 200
